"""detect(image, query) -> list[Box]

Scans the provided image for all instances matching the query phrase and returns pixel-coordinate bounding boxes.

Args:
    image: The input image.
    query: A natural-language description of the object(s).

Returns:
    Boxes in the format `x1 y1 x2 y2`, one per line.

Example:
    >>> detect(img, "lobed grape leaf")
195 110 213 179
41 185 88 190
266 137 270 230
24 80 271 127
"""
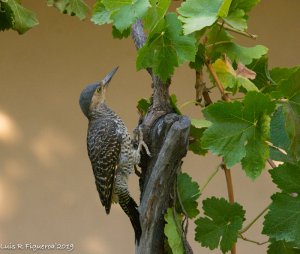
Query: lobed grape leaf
48 0 89 20
189 125 207 156
268 240 300 254
102 0 150 31
177 172 200 218
177 0 224 34
263 193 300 244
229 0 261 13
7 0 38 34
91 2 112 25
270 107 291 162
214 43 268 65
270 67 300 85
212 57 258 94
223 0 260 31
112 26 130 39
191 119 212 129
247 56 275 92
278 68 300 161
189 119 211 155
270 162 300 194
137 13 197 81
218 0 232 18
143 0 171 32
137 98 151 116
189 43 205 70
164 208 184 254
0 2 14 31
195 197 245 253
207 25 233 45
169 94 182 115
268 242 300 254
202 92 275 178
223 9 247 31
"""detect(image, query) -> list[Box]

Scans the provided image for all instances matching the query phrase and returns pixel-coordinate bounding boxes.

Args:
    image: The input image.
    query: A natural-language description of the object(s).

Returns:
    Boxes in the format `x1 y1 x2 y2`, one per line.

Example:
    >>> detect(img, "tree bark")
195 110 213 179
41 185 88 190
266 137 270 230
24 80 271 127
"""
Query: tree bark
131 20 192 254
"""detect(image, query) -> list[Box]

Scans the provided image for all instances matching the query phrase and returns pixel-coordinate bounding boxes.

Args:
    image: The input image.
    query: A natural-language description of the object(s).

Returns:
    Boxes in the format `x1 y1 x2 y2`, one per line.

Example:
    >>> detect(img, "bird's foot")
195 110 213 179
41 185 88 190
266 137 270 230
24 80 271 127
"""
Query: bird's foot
134 165 142 177
133 126 151 164
136 126 151 157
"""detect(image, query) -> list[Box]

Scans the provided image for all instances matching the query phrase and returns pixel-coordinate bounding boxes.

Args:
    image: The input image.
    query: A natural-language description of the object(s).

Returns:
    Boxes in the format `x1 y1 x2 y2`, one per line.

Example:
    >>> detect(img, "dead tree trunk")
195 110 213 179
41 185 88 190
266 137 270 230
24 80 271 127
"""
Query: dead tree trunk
131 20 191 254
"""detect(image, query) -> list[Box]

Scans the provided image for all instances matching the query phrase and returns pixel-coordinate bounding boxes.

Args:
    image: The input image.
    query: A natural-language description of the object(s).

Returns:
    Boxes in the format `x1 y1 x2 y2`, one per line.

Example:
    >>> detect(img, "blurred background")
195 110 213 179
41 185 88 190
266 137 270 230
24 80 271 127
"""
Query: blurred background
0 0 299 253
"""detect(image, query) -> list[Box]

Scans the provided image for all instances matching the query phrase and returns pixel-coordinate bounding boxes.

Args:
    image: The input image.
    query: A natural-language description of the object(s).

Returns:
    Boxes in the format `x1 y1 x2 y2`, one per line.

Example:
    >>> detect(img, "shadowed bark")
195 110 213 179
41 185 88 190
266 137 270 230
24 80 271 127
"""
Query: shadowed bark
131 20 192 254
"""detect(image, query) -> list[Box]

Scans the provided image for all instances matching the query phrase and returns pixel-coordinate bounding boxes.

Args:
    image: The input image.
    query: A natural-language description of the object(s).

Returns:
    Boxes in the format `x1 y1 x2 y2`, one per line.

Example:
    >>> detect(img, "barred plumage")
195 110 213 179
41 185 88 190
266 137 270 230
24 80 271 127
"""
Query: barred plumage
79 67 141 243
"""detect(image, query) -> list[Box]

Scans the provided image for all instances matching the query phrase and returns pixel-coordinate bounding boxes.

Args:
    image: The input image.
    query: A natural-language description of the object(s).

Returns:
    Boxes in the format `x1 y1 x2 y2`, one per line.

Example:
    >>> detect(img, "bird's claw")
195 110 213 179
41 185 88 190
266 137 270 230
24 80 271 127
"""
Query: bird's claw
136 126 151 157
132 125 151 165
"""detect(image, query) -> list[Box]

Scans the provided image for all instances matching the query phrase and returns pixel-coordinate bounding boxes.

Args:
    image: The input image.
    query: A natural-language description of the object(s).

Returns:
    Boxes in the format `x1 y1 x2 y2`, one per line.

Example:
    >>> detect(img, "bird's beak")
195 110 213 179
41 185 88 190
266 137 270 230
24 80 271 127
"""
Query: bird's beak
101 67 119 87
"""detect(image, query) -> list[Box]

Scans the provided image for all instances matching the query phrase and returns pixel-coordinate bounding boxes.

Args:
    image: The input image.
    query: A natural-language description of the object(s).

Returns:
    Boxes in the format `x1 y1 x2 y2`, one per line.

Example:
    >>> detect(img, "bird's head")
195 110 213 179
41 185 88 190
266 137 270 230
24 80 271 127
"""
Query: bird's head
79 67 118 118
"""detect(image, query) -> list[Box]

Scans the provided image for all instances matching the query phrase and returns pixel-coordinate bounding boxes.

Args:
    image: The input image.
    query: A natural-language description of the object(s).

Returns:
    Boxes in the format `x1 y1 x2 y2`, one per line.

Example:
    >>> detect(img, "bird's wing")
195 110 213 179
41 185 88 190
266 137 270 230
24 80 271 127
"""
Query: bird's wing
87 119 122 214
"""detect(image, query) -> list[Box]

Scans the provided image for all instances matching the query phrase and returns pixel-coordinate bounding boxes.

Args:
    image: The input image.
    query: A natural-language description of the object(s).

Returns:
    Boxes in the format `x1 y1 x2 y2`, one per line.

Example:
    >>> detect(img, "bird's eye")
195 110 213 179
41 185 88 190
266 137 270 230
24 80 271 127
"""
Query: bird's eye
96 87 102 93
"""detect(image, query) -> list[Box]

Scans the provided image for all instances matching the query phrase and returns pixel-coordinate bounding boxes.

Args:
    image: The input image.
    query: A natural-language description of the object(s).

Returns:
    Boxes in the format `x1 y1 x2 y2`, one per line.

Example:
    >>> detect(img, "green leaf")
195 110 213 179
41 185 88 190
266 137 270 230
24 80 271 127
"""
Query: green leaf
212 57 258 94
247 56 275 92
223 9 247 31
189 123 207 156
224 0 260 31
189 43 205 70
270 67 300 85
48 0 89 20
202 92 275 178
164 208 184 254
0 2 14 31
143 0 171 32
170 94 182 115
229 0 261 13
263 193 300 244
177 172 200 218
270 162 300 194
270 107 291 162
195 197 245 253
279 68 300 161
207 24 233 45
137 98 151 116
177 0 224 34
268 240 300 254
91 2 112 25
7 0 38 34
112 26 130 39
189 119 211 156
218 0 232 18
102 0 150 31
137 13 197 81
191 119 212 129
214 42 268 65
206 25 233 62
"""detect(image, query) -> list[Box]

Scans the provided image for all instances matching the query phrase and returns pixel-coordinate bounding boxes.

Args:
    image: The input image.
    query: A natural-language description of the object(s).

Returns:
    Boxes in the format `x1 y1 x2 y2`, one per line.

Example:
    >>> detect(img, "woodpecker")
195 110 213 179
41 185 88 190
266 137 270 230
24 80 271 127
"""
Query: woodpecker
79 67 142 243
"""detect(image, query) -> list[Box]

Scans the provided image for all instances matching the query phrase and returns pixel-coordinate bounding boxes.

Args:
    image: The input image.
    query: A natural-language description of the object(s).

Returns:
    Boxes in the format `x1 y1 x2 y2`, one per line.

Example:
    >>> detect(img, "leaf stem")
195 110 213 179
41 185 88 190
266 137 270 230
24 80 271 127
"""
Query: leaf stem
200 164 221 193
217 22 257 39
205 59 231 102
206 41 232 48
238 234 268 245
221 163 235 203
267 158 277 169
265 141 287 155
207 57 236 254
179 100 201 109
239 205 269 234
221 163 236 254
174 172 194 254
195 69 213 106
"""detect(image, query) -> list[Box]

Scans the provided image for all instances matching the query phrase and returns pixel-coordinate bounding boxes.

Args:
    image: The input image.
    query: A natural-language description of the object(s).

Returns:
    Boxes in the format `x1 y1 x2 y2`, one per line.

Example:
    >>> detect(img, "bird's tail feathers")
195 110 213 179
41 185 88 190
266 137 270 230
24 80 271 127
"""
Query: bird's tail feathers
118 192 142 244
